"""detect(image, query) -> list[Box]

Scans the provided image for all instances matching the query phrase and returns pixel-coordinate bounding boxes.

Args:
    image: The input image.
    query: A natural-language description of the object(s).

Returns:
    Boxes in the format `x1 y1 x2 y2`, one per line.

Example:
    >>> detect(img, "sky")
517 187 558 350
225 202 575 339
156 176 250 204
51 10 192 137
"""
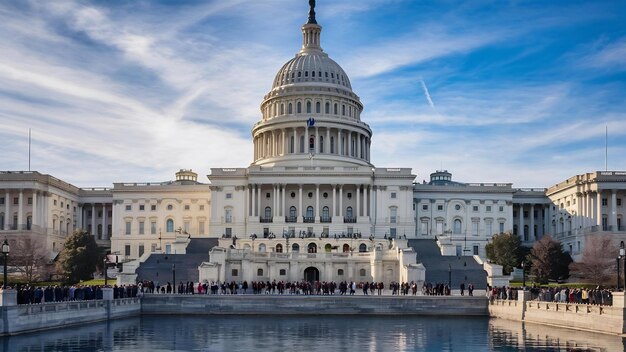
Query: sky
1 0 625 188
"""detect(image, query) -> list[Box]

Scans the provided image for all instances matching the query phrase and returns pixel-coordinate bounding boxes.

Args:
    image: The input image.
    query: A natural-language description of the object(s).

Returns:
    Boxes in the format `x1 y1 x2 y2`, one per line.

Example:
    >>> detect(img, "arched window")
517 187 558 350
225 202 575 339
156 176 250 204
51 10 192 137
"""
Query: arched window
325 102 330 114
244 244 251 251
288 103 293 114
337 269 344 275
257 268 264 276
259 243 267 252
359 268 366 276
225 208 233 223
306 206 314 218
359 243 367 252
322 206 330 221
289 206 297 219
276 244 283 253
306 101 311 113
389 207 397 224
26 216 32 230
346 207 353 219
292 243 300 252
343 244 350 252
265 206 272 219
325 243 332 252
166 219 174 232
316 101 321 113
297 102 302 113
308 243 317 253
334 103 338 114
280 103 284 115
453 219 462 234
342 105 346 115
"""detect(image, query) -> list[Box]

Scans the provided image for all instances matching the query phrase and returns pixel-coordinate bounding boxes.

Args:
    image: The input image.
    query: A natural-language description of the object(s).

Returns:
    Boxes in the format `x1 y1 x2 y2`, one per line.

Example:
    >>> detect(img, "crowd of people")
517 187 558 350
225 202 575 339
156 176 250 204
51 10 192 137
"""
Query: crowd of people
14 284 140 305
489 285 614 306
136 280 426 296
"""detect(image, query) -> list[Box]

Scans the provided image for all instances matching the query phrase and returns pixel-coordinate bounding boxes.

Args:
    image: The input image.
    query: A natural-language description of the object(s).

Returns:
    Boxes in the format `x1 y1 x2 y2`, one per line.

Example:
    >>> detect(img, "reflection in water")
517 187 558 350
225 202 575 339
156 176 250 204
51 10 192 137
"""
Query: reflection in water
0 315 623 352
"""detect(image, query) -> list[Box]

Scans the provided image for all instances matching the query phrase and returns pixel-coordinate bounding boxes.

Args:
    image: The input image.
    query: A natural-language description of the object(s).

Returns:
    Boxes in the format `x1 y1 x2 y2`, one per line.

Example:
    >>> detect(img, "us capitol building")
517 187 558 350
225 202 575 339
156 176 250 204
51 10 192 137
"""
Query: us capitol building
1 3 625 284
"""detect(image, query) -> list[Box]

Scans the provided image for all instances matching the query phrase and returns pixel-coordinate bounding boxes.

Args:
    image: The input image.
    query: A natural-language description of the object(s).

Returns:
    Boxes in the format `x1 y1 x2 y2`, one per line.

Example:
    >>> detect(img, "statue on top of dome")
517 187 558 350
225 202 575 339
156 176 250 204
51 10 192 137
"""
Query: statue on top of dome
307 0 317 24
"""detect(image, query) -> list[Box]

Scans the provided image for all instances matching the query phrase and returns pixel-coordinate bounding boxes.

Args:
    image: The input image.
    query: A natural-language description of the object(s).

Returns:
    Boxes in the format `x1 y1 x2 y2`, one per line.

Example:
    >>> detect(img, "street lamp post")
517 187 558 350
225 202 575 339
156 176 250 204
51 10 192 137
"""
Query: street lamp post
521 261 526 290
1 239 9 289
448 263 452 294
617 241 626 291
104 257 108 287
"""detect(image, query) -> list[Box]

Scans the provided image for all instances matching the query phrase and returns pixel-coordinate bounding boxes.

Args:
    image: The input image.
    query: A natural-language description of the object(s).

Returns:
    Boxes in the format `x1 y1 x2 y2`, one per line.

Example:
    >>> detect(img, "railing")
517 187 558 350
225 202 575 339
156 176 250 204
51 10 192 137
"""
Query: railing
259 217 273 223
303 217 315 223
344 218 356 223
285 216 297 223
320 217 332 223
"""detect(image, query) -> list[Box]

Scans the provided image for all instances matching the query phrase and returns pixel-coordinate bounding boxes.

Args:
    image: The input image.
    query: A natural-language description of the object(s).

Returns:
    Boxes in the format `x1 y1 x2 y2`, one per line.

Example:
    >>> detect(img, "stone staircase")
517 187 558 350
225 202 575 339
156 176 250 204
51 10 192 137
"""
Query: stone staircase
407 239 488 289
135 238 218 284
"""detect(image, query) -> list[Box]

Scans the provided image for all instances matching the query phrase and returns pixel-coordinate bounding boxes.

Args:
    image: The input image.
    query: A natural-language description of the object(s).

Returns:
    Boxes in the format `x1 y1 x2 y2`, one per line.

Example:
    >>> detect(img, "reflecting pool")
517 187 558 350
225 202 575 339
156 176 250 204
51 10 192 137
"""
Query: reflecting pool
1 315 624 351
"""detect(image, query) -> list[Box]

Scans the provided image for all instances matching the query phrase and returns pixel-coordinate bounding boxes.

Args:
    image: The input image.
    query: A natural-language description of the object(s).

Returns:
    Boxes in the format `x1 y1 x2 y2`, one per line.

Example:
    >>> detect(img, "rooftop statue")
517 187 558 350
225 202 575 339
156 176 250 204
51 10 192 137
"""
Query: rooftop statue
308 0 317 24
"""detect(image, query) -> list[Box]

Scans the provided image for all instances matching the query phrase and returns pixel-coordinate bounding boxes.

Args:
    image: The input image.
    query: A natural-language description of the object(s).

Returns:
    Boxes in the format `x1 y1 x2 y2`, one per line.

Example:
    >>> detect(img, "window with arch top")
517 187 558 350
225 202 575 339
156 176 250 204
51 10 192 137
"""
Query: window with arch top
166 219 174 232
288 103 293 114
453 219 462 234
316 101 321 113
306 101 311 113
359 243 367 252
308 242 317 253
297 102 302 114
265 206 272 219
343 244 350 252
276 244 283 253
292 243 300 252
346 206 353 219
289 206 297 218
306 206 314 218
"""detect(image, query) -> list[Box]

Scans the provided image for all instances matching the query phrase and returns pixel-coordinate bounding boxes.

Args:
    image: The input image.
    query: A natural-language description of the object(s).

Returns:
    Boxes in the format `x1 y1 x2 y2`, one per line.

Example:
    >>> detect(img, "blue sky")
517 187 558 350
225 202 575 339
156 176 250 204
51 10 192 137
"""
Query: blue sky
1 0 625 188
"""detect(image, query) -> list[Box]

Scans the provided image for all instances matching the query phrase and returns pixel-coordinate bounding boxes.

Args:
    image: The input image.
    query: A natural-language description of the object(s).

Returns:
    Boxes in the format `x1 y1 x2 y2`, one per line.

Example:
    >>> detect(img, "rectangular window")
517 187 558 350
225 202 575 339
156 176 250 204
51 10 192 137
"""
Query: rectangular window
151 205 156 211
14 197 19 205
139 205 145 211
0 197 3 205
125 245 131 256
473 245 479 256
421 221 428 236
28 197 32 205
390 192 397 199
138 245 145 257
232 269 239 277
437 205 443 211
226 193 232 199
139 221 145 235
98 211 102 218
486 222 493 236
422 204 428 211
199 221 205 235
486 206 492 212
472 222 479 236
125 205 131 211
389 228 397 238
499 206 504 212
473 205 479 212
53 199 57 206
225 209 233 223
184 221 190 233
499 222 505 234
225 228 232 237
125 221 131 235
566 201 570 207
151 222 157 235
61 202 64 208
436 221 444 235
151 243 157 253
523 211 529 219
184 205 190 210
618 198 622 206
602 198 608 206
200 205 205 211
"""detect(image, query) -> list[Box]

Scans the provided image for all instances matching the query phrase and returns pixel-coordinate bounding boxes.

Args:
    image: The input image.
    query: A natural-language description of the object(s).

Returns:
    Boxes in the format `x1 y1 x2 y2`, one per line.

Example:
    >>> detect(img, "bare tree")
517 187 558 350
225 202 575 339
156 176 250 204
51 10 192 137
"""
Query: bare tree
10 237 49 283
569 235 615 286
528 235 572 284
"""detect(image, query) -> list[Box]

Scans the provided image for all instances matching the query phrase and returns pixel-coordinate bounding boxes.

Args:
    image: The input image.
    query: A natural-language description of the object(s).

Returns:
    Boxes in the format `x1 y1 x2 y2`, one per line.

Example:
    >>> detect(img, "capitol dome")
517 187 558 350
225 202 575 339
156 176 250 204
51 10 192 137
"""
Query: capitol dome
251 3 372 168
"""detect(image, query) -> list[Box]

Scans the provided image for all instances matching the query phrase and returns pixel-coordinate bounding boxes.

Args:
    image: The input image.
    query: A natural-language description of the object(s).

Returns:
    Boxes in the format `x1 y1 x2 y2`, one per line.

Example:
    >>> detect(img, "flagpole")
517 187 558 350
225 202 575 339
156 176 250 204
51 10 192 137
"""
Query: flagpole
605 125 608 171
28 128 31 172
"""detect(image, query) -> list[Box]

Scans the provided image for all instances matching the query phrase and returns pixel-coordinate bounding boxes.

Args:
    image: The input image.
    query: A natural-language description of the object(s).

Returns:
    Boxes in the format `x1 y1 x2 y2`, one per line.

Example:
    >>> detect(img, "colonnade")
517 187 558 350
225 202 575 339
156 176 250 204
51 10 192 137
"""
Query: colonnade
1 189 46 232
514 203 549 242
253 126 370 162
246 184 374 222
81 203 112 240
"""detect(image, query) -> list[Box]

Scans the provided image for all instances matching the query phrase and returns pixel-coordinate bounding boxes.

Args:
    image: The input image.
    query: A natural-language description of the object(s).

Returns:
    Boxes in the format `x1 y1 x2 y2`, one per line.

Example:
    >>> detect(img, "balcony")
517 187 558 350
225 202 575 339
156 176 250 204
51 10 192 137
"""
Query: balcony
303 217 315 223
344 217 356 223
285 216 297 223
259 217 273 223
320 217 332 223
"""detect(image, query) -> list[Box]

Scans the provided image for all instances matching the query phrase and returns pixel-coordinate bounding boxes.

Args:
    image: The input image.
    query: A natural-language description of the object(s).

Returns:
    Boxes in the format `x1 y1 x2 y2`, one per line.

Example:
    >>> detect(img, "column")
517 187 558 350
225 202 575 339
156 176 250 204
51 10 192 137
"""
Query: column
357 134 361 159
315 127 319 154
596 191 603 228
31 191 38 229
339 186 343 217
332 185 337 217
78 204 83 231
337 129 341 155
103 203 108 240
543 204 549 237
4 191 9 230
18 189 23 230
356 185 361 218
588 191 594 227
281 184 286 217
91 203 96 236
315 184 320 220
581 193 588 228
293 128 297 154
364 186 369 217
325 128 330 154
257 185 262 218
518 203 524 240
282 130 286 156
305 126 309 153
298 185 303 219
250 185 254 217
611 190 618 230
530 204 535 241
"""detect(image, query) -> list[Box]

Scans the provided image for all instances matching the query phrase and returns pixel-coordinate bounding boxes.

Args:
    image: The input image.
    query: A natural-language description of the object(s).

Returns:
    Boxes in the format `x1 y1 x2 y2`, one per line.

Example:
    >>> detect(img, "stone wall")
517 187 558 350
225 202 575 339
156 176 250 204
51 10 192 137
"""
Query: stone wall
0 298 141 336
488 292 626 335
141 294 489 316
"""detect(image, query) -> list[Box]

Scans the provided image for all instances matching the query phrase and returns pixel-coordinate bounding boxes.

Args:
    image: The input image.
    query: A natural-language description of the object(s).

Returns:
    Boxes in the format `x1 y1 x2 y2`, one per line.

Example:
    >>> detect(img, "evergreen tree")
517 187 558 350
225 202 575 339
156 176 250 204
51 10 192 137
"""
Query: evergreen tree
56 230 99 284
485 232 522 275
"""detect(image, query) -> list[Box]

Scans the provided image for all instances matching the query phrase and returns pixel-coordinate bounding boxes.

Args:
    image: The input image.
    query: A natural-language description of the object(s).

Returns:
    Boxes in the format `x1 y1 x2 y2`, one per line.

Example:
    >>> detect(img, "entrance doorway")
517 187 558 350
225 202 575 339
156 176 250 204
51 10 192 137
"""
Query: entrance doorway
304 266 320 282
